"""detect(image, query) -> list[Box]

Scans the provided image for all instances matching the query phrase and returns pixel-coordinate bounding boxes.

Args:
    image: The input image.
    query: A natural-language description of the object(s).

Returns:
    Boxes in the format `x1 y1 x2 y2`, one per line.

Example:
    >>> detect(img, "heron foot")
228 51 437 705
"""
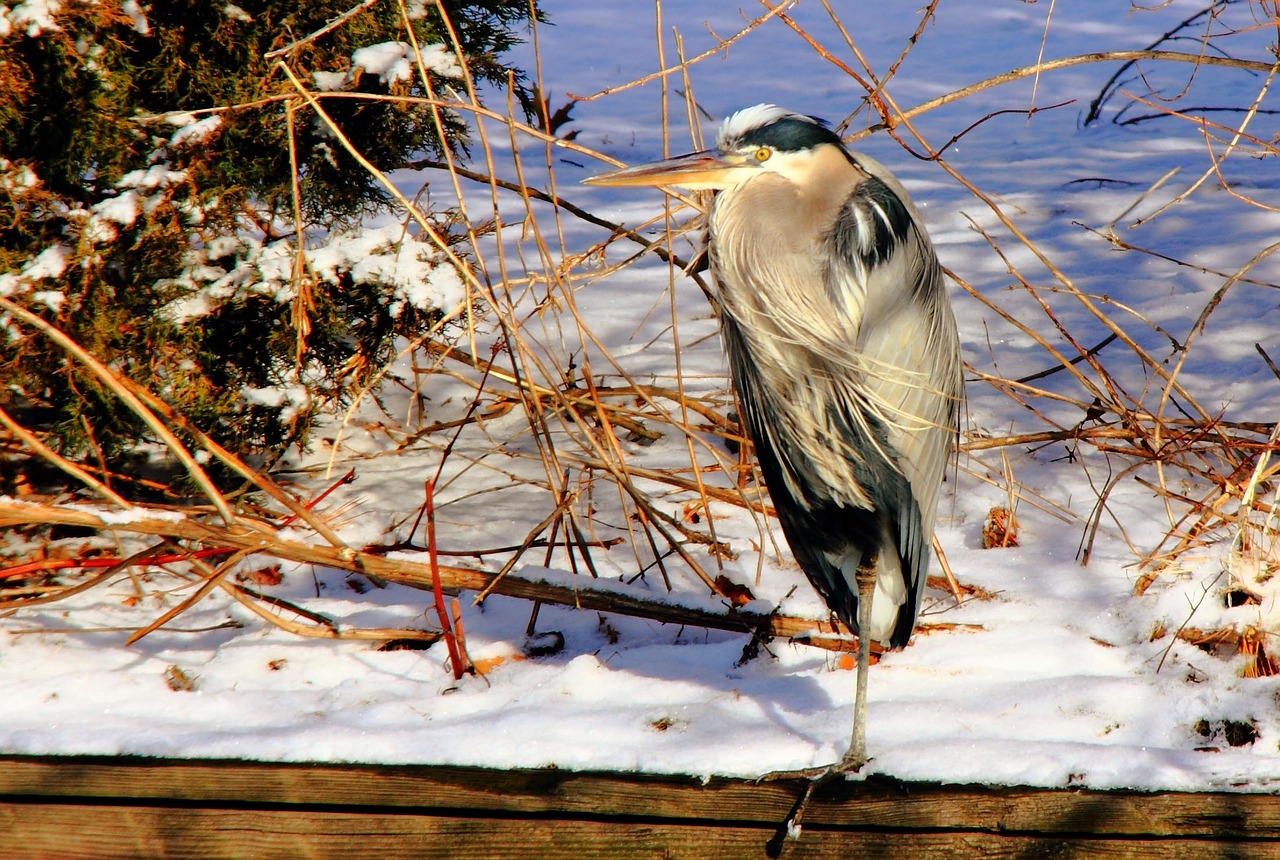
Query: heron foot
761 754 873 849
757 751 872 784
837 747 869 774
756 764 838 783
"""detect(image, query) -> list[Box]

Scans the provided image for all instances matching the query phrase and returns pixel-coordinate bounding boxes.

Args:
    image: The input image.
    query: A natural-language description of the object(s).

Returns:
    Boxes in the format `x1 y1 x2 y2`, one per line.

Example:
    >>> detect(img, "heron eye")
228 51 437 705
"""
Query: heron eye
753 147 771 162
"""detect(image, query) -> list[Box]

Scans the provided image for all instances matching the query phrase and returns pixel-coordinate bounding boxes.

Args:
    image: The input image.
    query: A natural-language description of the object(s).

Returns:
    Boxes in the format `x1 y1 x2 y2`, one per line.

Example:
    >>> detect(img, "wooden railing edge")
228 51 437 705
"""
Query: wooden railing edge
1 753 1278 839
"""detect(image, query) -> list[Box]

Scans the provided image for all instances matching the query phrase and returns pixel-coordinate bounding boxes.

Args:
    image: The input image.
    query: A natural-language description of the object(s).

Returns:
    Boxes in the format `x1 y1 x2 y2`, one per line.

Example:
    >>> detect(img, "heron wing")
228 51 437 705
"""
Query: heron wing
720 316 912 641
824 164 963 645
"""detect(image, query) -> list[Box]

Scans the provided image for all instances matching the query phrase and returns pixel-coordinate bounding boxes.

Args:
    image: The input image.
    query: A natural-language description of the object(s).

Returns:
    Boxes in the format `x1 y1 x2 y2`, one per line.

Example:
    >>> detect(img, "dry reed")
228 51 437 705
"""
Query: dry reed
2 0 1278 677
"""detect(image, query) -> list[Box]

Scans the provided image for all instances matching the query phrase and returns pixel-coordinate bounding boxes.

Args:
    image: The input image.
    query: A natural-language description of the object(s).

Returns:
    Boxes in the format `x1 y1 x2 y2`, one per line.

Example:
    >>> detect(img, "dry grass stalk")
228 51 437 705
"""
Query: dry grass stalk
3 2 1279 681
0 297 232 523
0 497 867 652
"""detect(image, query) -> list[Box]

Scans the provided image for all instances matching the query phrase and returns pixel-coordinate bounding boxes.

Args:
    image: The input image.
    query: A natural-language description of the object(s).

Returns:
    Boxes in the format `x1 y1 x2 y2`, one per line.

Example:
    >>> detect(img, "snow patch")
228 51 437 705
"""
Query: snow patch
2 0 63 37
242 384 311 423
121 0 148 34
351 41 461 85
117 166 187 190
352 42 415 86
170 116 223 148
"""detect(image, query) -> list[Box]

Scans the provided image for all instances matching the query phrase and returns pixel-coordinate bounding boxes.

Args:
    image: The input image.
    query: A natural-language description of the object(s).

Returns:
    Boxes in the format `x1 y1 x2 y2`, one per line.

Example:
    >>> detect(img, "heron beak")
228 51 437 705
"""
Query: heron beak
582 150 752 191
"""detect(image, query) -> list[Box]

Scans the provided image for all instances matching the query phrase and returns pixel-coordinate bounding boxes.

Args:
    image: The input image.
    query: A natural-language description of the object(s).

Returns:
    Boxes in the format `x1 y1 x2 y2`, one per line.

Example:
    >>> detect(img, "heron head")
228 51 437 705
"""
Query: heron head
583 104 846 192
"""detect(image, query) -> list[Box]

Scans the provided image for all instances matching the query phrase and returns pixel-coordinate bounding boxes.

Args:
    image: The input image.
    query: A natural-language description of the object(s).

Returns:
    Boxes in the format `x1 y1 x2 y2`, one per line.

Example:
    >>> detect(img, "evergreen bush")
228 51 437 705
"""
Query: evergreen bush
0 0 539 494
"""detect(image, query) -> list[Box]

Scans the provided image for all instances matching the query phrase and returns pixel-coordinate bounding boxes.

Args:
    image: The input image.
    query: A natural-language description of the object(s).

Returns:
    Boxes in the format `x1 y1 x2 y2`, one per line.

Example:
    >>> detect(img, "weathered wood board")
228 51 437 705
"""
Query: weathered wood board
2 755 1279 858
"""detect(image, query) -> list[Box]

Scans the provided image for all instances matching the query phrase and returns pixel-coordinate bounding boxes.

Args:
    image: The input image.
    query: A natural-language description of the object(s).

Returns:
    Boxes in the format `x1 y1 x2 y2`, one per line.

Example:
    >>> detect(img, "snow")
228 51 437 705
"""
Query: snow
121 0 148 35
2 244 70 297
29 290 64 311
312 71 347 92
3 0 1280 791
351 41 462 86
400 260 465 313
90 189 140 227
22 245 69 281
415 43 462 80
155 222 461 325
242 383 311 424
1 0 61 37
169 115 223 148
117 165 187 190
0 159 37 191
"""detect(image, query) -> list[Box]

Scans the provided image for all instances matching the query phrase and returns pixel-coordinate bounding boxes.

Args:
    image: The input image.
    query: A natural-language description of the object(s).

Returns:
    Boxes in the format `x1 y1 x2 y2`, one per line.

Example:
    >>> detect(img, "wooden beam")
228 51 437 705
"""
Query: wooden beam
3 756 1280 858
5 802 1274 860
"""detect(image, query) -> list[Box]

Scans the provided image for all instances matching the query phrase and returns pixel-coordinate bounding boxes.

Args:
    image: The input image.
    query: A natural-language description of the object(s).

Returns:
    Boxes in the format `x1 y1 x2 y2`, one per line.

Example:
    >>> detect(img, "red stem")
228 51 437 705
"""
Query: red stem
426 480 464 679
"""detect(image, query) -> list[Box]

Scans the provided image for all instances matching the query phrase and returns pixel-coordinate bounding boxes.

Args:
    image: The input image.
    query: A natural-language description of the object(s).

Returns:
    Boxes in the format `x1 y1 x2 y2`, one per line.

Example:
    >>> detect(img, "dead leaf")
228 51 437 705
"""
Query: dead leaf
982 505 1019 548
163 664 196 692
715 574 754 607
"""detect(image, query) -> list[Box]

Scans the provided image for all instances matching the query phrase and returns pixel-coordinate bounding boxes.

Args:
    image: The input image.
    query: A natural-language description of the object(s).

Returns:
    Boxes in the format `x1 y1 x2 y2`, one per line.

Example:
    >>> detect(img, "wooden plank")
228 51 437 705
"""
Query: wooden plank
4 755 1280 857
0 757 801 822
4 801 1280 860
801 777 1280 838
1 755 1279 837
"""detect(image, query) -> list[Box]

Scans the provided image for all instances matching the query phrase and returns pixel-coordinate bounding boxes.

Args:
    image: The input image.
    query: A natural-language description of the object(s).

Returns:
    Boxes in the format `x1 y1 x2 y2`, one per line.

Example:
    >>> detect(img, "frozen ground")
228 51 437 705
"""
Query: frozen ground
3 0 1280 789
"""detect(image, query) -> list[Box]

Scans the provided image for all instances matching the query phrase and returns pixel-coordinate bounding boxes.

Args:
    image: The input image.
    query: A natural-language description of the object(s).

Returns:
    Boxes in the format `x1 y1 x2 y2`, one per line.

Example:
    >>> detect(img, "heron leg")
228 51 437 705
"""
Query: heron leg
839 551 878 772
762 559 879 843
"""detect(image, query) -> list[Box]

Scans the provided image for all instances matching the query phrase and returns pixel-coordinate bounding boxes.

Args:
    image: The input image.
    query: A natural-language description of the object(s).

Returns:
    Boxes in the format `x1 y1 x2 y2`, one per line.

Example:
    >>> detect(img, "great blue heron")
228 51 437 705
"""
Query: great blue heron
584 104 962 771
